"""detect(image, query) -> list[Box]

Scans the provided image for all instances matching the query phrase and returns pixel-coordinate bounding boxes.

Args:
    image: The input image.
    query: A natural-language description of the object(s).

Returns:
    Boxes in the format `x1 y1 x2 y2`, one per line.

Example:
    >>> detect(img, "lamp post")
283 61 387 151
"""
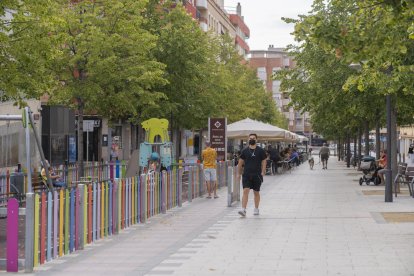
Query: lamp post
384 66 393 202
385 93 393 202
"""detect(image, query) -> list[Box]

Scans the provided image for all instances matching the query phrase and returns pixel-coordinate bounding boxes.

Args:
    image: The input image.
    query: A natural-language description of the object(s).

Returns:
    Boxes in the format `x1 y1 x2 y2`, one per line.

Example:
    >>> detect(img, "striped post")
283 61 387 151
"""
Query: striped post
93 182 97 241
116 159 120 178
34 193 39 267
75 188 79 250
178 168 183 207
88 185 92 243
100 183 104 238
53 190 58 259
109 181 113 235
97 183 101 240
25 193 35 272
40 192 46 264
6 198 19 272
140 174 147 223
47 191 52 261
83 185 87 246
65 189 69 255
59 190 64 257
162 171 166 214
70 188 75 252
78 184 85 250
188 167 193 203
105 181 108 236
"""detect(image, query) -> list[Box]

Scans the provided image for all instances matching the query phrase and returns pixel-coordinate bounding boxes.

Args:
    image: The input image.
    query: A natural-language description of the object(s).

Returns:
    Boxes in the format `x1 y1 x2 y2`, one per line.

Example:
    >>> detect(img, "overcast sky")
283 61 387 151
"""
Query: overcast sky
225 0 314 50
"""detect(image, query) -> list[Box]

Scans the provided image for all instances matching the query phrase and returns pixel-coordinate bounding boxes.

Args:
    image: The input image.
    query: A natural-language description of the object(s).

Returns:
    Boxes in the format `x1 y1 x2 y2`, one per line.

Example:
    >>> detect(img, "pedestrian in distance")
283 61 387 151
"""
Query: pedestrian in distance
237 134 267 217
202 141 218 199
319 143 330 169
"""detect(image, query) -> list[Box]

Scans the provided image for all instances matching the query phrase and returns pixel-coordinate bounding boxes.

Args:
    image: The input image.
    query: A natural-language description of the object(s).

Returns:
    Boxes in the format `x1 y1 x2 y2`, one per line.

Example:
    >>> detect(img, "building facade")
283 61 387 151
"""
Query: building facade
249 45 313 137
193 0 249 58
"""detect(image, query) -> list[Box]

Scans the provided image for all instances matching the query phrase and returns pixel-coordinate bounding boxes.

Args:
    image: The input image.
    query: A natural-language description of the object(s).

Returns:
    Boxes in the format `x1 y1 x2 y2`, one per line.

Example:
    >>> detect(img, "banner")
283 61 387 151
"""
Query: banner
209 118 227 161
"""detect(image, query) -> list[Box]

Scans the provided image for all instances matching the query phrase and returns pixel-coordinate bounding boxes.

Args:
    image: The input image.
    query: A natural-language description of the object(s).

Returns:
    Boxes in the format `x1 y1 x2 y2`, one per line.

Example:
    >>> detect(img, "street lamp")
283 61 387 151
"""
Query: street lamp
384 66 393 202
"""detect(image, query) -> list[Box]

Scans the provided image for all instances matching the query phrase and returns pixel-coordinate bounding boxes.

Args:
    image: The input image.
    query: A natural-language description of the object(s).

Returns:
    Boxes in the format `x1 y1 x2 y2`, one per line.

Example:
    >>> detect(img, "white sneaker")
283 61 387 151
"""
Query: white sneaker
253 208 259 215
238 209 246 217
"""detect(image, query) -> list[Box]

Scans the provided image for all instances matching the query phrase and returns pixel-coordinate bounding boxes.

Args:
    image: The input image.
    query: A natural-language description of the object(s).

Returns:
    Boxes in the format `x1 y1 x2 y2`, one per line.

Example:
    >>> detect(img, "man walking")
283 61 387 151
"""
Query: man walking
267 145 280 175
202 141 218 199
319 143 330 169
237 134 267 217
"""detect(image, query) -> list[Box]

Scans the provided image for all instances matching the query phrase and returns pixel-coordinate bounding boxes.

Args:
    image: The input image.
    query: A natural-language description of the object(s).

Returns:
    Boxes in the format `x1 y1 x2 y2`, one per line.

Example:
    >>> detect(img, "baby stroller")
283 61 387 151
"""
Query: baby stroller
359 156 380 185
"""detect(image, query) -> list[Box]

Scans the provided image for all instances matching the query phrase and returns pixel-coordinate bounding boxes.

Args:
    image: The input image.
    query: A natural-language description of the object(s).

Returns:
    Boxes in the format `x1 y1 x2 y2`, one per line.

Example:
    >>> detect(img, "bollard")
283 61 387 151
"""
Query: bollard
199 164 204 196
140 174 147 223
227 166 232 207
162 171 167 214
178 168 183 207
188 167 193 203
78 184 85 250
25 193 35 272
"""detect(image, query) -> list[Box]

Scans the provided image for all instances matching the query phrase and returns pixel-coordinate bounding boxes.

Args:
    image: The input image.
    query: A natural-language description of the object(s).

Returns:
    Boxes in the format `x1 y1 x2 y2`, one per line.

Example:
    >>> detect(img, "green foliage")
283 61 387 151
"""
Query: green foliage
2 0 285 132
276 0 414 140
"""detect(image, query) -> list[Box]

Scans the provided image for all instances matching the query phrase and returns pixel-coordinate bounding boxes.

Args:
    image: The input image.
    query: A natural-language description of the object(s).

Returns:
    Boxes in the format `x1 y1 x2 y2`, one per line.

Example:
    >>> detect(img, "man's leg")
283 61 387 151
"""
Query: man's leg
253 191 260 208
213 180 218 198
206 181 212 197
241 188 250 209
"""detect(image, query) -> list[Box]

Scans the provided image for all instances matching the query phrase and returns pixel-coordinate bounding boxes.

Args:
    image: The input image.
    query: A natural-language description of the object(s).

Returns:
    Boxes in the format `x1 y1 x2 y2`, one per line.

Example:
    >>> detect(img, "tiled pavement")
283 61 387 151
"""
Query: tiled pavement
31 158 414 276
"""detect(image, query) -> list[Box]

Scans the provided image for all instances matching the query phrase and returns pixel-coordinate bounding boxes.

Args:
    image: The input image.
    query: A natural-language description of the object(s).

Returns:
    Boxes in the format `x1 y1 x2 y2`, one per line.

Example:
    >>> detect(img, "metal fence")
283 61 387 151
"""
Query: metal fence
1 161 239 272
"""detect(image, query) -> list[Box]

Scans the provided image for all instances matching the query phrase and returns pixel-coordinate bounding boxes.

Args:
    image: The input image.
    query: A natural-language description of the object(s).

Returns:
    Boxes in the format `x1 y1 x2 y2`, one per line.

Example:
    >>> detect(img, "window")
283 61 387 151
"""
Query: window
257 67 266 81
272 80 280 93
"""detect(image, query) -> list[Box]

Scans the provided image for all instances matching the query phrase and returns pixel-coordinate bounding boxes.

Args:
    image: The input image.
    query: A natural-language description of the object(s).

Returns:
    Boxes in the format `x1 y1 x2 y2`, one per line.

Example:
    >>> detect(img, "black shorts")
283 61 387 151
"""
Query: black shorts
321 154 329 162
242 174 263 191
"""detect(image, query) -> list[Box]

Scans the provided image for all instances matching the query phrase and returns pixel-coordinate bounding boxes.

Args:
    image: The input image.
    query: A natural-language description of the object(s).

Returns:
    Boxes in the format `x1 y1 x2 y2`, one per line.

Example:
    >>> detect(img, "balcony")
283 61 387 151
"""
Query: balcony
196 0 207 10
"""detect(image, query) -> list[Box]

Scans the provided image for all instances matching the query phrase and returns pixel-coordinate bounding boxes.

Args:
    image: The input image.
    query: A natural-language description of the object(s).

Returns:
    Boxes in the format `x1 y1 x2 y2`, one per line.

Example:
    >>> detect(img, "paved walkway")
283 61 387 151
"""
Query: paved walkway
32 158 414 276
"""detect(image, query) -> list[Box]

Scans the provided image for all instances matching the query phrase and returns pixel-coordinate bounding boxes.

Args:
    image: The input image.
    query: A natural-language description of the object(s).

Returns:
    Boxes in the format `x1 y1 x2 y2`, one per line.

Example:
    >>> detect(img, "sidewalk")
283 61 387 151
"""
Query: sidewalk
32 158 414 276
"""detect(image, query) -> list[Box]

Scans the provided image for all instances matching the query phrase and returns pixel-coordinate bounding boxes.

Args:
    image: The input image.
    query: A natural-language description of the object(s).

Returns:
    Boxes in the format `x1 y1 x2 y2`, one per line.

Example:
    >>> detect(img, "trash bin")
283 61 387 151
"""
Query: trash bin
10 172 25 195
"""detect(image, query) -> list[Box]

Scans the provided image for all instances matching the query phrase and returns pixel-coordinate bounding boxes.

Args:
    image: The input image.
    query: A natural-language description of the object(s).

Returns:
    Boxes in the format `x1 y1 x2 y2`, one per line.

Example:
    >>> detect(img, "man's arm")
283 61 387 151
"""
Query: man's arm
261 159 266 176
237 159 244 176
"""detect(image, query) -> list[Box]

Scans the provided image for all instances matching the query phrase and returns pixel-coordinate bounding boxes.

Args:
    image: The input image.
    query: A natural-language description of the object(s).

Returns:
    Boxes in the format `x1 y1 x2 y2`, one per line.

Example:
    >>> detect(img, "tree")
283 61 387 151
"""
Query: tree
9 0 167 174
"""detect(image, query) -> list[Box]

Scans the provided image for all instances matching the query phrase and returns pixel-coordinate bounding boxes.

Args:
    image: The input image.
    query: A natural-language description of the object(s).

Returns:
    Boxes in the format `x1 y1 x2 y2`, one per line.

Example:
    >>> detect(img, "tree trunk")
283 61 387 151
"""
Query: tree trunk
353 135 357 167
337 138 341 161
77 99 84 177
358 128 362 158
364 121 370 156
391 104 398 193
346 133 351 167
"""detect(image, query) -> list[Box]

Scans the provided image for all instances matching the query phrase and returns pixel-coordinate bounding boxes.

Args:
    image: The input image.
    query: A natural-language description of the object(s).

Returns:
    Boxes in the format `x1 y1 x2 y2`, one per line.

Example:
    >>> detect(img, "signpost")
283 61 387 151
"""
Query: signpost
208 118 227 161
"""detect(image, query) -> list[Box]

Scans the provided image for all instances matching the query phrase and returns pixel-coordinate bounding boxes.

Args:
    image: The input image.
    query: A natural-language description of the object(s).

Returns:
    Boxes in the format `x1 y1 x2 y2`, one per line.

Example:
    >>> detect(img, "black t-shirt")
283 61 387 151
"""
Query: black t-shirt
240 146 267 176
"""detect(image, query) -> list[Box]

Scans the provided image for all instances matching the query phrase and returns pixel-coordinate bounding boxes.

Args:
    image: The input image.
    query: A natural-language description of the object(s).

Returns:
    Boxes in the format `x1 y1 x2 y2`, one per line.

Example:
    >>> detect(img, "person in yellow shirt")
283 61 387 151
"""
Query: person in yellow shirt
202 141 218 199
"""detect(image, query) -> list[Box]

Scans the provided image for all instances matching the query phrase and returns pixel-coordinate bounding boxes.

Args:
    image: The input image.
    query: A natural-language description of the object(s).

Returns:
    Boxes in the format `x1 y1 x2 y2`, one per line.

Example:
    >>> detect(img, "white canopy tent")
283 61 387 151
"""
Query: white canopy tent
227 118 288 140
297 134 309 142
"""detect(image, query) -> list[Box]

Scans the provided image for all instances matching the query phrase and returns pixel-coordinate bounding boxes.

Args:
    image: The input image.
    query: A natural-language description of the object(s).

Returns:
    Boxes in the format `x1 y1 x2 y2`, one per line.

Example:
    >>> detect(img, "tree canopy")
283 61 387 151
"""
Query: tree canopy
276 0 414 140
1 0 285 130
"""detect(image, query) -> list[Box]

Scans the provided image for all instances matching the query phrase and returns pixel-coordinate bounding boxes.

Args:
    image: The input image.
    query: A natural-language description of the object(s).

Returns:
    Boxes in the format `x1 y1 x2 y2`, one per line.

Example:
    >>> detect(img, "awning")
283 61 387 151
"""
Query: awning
227 118 288 140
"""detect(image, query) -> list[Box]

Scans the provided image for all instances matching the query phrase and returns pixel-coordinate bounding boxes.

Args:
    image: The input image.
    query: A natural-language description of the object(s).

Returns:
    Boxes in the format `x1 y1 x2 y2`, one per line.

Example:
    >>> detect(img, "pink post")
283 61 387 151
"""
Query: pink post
7 198 19 272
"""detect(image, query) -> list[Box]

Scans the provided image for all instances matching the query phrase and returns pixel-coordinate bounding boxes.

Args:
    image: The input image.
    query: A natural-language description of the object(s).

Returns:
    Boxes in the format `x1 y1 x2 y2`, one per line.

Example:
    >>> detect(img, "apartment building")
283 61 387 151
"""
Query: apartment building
249 45 313 136
193 0 250 58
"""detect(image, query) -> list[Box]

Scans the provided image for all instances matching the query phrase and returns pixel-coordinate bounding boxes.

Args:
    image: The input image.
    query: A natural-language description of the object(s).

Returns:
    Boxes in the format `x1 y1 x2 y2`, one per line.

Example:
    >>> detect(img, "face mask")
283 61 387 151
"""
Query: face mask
249 139 256 145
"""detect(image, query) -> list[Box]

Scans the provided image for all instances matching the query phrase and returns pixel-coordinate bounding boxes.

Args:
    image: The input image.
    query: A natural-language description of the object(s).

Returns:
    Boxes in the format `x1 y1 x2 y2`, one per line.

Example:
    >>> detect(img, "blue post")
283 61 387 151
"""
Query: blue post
116 159 120 179
70 188 75 252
